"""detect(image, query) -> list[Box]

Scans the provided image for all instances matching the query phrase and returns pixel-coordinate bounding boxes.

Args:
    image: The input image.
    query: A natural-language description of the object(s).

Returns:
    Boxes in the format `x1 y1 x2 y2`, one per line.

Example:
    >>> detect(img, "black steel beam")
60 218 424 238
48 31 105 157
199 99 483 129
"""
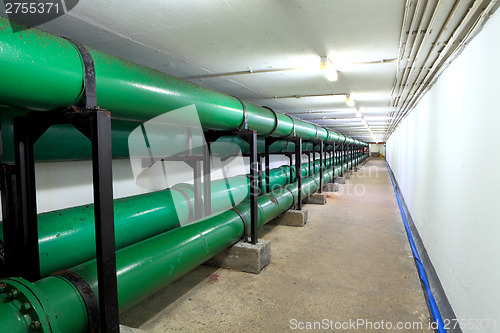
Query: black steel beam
203 142 211 216
90 111 119 333
295 137 303 211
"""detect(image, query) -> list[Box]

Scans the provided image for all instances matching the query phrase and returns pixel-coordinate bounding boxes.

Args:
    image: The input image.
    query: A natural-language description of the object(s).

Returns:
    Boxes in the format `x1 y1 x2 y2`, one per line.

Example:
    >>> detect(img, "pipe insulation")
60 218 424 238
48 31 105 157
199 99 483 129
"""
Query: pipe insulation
0 18 366 163
0 156 367 333
0 153 362 277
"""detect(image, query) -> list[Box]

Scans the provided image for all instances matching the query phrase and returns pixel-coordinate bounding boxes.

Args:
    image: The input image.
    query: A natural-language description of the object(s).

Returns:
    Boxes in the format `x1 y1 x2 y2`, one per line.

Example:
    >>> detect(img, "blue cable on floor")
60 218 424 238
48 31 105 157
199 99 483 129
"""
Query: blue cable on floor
386 161 446 333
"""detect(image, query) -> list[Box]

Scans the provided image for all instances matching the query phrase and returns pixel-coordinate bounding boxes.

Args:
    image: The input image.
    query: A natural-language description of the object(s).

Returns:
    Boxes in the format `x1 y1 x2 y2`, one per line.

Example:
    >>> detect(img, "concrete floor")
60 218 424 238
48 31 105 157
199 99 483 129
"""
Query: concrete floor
121 158 432 332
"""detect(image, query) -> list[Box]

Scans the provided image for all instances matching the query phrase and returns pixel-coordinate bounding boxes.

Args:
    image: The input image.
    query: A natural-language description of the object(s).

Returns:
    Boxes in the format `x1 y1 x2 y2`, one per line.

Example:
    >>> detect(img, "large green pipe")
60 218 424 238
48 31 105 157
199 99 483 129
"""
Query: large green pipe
0 153 361 277
0 112 346 162
0 18 366 163
0 156 366 333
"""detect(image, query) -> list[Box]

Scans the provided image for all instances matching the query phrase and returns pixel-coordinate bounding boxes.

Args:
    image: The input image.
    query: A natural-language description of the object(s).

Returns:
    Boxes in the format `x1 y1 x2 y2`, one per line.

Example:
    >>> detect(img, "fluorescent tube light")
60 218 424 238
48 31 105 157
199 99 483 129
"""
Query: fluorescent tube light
320 56 338 81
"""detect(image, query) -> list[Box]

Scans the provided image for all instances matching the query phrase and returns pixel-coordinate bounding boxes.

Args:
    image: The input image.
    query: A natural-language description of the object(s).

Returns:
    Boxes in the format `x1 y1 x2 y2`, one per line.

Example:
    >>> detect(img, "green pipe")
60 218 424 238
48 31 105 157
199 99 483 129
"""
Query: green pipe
0 112 342 162
0 154 359 277
0 18 366 163
0 157 367 333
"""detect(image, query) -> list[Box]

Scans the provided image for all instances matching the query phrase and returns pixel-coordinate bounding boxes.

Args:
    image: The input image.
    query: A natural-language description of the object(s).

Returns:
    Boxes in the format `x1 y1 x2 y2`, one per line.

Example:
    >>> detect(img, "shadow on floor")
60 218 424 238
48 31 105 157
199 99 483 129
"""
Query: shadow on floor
120 224 279 328
120 264 220 327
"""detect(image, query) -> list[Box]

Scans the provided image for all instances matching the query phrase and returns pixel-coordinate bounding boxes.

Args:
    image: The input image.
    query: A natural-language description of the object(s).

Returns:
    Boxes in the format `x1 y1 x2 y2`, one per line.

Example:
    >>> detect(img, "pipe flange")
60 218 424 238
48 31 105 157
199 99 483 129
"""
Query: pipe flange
171 187 194 222
0 277 54 332
283 185 296 209
306 176 319 188
232 95 248 130
261 106 279 137
286 115 296 137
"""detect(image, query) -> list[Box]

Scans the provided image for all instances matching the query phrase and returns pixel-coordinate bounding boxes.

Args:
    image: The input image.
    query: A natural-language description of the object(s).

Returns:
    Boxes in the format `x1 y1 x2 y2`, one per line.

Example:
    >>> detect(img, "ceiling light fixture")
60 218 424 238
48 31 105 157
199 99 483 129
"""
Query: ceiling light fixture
355 109 362 118
320 56 338 81
346 95 355 107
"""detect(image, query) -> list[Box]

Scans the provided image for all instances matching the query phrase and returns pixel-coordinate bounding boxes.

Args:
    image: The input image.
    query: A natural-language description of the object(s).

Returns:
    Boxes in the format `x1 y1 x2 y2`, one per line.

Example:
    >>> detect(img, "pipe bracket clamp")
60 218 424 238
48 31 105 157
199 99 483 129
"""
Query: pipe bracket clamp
232 95 248 130
64 38 98 110
230 207 249 242
52 270 100 333
283 186 296 210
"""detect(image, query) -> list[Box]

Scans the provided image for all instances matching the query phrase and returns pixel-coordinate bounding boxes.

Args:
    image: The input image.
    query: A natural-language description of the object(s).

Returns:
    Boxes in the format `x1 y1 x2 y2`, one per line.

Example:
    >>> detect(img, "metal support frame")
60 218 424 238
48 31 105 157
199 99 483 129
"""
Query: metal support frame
341 144 345 177
264 136 303 209
5 109 119 333
294 137 303 210
264 137 277 194
304 139 324 194
333 143 336 181
203 142 211 216
206 129 258 244
350 144 354 171
319 140 324 193
323 142 336 184
307 153 311 176
257 153 263 195
0 38 121 332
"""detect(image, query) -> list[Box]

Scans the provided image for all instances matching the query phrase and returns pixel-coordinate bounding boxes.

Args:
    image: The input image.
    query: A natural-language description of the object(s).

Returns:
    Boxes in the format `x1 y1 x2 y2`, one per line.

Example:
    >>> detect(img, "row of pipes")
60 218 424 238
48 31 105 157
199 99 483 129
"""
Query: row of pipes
0 18 368 332
387 0 498 137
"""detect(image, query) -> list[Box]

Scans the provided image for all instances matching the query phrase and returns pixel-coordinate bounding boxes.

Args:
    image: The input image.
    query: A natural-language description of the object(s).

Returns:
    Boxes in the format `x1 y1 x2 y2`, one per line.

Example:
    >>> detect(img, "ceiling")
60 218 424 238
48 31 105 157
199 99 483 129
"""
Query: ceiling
3 0 498 143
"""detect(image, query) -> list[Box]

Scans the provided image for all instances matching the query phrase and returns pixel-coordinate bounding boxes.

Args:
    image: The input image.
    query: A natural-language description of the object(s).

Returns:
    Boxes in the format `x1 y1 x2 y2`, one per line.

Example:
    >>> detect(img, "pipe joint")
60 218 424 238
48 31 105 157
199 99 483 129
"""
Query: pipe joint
0 278 55 333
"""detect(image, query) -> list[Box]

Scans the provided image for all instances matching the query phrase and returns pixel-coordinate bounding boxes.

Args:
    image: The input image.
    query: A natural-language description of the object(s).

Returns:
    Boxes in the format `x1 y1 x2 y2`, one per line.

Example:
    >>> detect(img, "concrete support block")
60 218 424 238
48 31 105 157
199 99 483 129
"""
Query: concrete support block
354 166 359 172
205 239 271 274
349 170 354 175
304 193 327 205
335 177 346 184
275 209 308 227
345 172 351 179
323 183 339 192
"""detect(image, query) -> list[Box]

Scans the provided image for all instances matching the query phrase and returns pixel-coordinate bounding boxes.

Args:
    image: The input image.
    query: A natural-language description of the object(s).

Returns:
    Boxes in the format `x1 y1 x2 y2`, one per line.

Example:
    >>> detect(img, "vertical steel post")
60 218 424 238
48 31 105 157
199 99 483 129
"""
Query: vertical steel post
295 137 303 210
203 142 211 216
328 149 332 175
0 164 17 275
341 144 345 177
350 144 353 170
13 118 42 281
319 140 323 193
308 153 311 176
249 130 258 244
91 111 119 333
332 144 336 182
265 138 270 193
257 153 263 195
312 143 316 174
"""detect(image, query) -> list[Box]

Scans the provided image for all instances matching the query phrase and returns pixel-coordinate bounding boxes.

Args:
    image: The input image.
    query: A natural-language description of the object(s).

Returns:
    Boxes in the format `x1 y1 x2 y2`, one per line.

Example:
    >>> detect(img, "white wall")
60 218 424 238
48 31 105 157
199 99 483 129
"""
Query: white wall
8 152 313 215
369 143 386 156
386 11 500 332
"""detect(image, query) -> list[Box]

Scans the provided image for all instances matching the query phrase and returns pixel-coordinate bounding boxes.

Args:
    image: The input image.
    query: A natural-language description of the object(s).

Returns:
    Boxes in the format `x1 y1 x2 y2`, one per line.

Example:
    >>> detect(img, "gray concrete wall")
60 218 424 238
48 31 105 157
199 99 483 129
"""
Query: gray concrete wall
386 10 500 333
